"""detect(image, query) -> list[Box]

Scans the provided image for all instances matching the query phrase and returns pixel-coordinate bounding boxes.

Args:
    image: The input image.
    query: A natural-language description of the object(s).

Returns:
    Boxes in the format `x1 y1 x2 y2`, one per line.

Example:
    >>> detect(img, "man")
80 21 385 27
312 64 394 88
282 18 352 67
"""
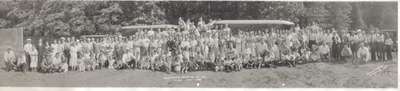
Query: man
376 33 385 60
370 33 378 61
331 31 341 60
105 38 115 69
37 38 45 71
63 38 72 68
384 37 393 61
24 38 38 72
3 47 16 72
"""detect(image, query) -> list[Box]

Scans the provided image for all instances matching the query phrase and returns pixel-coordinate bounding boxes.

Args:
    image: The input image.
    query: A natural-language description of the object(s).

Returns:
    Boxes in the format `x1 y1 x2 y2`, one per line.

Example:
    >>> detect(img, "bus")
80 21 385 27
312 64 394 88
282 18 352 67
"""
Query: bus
213 20 295 34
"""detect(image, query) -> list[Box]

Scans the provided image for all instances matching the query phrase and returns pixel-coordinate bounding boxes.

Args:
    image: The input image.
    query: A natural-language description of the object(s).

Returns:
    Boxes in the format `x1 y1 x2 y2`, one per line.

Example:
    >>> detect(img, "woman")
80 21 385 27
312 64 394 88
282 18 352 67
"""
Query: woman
17 55 28 72
318 42 330 61
299 47 311 64
69 42 79 71
341 43 353 63
357 43 371 64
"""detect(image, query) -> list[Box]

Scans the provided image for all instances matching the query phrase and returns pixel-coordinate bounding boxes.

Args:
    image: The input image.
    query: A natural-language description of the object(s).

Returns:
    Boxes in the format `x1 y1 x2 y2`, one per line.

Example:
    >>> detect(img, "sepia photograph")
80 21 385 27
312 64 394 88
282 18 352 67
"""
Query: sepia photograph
0 0 397 88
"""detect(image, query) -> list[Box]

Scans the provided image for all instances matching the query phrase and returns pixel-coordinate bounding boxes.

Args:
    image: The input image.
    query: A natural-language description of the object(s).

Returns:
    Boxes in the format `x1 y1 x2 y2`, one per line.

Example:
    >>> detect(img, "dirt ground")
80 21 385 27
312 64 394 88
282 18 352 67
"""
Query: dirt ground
0 60 396 88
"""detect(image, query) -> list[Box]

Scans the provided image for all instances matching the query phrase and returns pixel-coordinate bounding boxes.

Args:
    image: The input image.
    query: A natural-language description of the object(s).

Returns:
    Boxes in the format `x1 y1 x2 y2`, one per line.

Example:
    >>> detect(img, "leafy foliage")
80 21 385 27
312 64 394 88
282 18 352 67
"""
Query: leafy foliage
0 1 396 37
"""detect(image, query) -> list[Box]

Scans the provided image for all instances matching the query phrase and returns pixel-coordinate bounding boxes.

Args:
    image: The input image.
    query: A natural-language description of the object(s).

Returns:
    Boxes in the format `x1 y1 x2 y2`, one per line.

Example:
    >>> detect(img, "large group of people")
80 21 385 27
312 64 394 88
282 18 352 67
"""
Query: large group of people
3 18 396 73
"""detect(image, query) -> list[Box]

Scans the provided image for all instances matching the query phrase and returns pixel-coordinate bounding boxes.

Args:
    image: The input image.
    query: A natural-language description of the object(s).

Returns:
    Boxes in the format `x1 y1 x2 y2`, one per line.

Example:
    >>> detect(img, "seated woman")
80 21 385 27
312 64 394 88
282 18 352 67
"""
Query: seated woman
60 61 69 72
245 54 257 69
255 56 263 69
298 47 311 64
119 50 133 70
263 49 276 68
357 43 371 64
173 53 183 73
288 51 300 67
318 42 330 62
223 56 235 72
17 55 28 72
233 55 243 71
82 53 96 71
161 52 172 73
52 52 63 72
40 55 52 73
310 44 321 62
214 53 225 72
341 43 353 63
77 60 85 72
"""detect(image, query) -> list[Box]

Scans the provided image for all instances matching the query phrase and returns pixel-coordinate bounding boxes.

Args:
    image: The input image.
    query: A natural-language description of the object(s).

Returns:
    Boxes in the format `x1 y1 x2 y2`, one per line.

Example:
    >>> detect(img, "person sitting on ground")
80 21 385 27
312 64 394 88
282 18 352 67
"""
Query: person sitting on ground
341 43 353 63
263 49 275 68
318 42 330 61
120 49 133 70
357 42 371 64
17 55 28 72
3 47 16 72
310 44 321 62
60 61 68 72
298 47 310 64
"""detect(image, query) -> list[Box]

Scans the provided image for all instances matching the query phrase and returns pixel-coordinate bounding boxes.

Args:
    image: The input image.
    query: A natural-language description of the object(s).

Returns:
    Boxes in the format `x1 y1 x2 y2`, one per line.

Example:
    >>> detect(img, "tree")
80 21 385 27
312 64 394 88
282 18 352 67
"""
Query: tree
350 2 367 30
259 2 305 24
120 1 166 25
325 2 352 30
1 1 396 37
68 2 95 35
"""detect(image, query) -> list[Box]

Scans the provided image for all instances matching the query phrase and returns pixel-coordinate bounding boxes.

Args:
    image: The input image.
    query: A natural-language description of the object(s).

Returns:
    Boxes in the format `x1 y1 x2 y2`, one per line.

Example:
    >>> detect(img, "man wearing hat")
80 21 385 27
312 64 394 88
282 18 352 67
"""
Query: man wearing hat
24 38 38 72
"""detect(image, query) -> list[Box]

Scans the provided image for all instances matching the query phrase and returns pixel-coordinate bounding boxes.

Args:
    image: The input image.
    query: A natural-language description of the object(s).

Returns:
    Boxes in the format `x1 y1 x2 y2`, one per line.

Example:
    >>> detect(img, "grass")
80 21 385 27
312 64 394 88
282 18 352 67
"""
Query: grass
0 60 396 88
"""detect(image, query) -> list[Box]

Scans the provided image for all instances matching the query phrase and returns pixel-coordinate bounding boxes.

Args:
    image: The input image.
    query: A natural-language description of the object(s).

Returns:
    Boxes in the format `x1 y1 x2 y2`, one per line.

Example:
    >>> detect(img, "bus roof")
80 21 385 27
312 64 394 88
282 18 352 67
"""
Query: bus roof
121 24 179 30
381 29 397 32
80 35 114 38
214 20 295 25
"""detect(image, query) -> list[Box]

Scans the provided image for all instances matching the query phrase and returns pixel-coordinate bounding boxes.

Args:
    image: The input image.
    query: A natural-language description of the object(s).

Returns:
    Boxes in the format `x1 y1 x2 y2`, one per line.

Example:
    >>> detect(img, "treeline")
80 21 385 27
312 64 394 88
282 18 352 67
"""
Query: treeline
0 1 396 37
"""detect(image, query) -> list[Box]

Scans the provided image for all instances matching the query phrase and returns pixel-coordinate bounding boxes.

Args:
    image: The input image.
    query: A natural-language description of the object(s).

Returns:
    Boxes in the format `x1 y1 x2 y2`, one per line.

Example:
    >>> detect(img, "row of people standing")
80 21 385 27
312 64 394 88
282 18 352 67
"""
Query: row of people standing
3 22 395 73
